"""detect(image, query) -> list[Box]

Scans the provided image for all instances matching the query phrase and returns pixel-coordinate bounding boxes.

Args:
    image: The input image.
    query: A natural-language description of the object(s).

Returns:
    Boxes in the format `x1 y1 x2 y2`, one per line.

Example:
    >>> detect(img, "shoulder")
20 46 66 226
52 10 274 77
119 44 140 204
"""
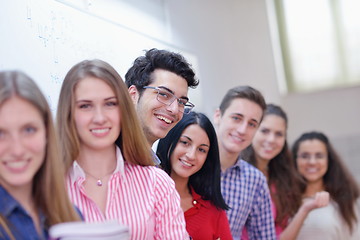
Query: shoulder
0 187 19 216
239 159 267 183
124 162 175 188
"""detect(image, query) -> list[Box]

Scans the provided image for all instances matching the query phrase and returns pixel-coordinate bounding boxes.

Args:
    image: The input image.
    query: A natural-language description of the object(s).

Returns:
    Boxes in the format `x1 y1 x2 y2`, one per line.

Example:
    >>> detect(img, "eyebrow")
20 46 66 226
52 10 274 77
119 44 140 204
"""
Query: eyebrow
158 86 189 101
181 135 210 148
76 96 117 103
232 113 260 124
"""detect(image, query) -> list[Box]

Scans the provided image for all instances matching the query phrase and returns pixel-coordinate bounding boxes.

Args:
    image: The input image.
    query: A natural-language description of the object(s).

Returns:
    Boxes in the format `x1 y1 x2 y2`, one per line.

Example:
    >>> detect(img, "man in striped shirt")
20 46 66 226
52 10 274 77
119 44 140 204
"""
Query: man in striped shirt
213 86 276 239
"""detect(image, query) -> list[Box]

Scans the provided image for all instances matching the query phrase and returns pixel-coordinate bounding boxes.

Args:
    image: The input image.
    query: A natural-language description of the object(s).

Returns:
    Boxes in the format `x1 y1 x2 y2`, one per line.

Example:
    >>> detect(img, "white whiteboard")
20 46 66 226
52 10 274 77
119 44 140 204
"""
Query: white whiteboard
0 0 202 113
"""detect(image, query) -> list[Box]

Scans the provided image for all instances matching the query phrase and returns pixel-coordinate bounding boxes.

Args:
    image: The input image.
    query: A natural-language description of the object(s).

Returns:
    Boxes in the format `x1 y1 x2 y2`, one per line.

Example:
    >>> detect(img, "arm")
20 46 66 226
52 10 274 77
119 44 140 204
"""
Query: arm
246 177 276 240
279 191 330 240
217 210 233 240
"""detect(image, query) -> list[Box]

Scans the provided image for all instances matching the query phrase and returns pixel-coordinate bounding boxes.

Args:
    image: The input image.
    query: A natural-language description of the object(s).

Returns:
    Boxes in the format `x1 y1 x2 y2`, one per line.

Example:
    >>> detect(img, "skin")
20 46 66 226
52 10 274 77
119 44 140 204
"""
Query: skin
170 124 210 181
296 139 328 194
73 77 120 214
252 114 286 176
0 96 46 233
170 124 210 212
214 98 263 171
0 97 46 193
128 69 189 145
74 77 121 153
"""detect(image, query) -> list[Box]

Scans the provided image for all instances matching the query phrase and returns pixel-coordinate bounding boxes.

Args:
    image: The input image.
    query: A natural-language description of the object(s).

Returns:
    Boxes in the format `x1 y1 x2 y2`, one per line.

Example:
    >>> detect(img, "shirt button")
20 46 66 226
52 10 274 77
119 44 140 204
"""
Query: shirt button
193 200 197 205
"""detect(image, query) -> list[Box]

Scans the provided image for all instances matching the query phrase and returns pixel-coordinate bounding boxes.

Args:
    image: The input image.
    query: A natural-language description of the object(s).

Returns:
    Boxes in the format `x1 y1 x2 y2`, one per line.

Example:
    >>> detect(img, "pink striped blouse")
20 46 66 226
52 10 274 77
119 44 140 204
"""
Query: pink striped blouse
67 147 189 240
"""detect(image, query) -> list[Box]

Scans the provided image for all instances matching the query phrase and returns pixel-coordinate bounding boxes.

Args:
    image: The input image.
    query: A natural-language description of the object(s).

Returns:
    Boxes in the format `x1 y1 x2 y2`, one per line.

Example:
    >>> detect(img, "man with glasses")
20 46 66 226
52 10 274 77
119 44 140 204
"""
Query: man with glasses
125 48 199 165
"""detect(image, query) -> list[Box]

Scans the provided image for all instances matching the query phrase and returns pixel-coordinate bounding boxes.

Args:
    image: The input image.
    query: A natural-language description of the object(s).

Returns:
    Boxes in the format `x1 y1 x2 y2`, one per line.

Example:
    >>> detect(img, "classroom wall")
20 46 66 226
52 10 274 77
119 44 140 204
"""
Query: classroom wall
162 0 360 181
0 0 202 112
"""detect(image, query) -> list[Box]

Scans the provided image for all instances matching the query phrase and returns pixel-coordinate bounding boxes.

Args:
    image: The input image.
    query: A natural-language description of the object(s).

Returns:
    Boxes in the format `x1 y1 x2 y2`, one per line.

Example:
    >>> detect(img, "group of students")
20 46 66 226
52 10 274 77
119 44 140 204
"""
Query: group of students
0 48 359 240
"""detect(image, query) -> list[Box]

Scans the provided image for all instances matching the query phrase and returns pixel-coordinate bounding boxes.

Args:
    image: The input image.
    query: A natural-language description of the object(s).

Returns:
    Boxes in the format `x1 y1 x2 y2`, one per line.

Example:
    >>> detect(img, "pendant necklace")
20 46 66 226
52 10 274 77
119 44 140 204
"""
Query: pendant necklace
83 169 114 187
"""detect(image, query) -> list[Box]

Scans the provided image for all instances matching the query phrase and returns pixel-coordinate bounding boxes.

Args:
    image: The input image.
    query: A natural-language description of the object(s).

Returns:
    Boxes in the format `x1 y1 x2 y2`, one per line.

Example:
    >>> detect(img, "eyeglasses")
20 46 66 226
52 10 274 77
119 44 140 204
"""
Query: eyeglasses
143 86 194 114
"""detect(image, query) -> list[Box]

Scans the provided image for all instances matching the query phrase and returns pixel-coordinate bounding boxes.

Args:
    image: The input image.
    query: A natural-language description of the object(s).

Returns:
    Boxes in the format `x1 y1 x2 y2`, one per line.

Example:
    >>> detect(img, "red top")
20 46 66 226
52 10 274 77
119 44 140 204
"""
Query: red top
185 189 233 240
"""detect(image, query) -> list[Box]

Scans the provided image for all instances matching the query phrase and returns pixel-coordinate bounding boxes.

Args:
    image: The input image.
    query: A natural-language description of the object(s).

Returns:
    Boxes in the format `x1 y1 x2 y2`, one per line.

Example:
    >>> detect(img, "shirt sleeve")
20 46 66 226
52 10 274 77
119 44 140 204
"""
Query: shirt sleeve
153 168 189 240
217 209 233 240
245 177 276 240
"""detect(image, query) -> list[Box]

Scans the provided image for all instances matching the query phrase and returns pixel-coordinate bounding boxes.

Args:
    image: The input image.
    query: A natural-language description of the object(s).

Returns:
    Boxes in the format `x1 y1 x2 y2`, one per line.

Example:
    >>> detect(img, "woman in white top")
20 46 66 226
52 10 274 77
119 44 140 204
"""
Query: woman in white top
292 131 360 240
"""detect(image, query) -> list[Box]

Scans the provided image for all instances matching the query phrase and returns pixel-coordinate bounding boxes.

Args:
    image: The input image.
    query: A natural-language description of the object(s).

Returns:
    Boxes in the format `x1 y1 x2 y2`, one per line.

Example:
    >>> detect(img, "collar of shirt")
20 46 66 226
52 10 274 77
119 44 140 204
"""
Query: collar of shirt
191 188 211 209
0 186 18 217
221 157 242 175
151 149 161 165
69 146 125 184
0 185 47 228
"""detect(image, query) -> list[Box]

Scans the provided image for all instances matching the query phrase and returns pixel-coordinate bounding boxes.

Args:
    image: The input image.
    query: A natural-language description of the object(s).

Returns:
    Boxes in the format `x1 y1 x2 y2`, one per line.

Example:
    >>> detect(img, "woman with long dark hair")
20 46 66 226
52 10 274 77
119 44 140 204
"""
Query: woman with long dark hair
157 111 232 240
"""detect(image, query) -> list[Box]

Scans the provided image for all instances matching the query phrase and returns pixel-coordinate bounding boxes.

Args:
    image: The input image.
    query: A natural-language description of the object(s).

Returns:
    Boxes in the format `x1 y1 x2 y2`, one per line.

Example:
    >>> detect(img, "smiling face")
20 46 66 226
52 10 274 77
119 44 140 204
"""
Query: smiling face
296 139 328 186
74 77 120 152
252 114 286 163
129 69 189 145
214 98 263 156
0 97 46 192
170 124 210 181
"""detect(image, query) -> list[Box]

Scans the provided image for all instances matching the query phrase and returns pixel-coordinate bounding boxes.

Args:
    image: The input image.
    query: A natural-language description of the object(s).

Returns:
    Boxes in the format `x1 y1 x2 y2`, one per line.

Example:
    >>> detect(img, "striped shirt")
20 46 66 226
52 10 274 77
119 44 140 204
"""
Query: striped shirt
221 159 276 240
67 147 189 240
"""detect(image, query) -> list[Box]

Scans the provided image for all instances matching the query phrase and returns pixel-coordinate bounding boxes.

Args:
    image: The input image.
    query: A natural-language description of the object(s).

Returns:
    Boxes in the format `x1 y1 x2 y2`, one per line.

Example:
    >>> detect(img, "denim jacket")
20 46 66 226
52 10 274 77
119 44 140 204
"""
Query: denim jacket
0 186 48 240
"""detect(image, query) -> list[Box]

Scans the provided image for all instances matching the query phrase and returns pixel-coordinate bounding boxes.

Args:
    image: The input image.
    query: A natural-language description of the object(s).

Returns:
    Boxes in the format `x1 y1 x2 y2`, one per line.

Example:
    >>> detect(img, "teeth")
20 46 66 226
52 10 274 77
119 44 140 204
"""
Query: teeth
264 147 274 151
91 128 109 134
232 135 243 142
181 159 192 167
262 144 274 151
157 115 172 124
5 160 28 169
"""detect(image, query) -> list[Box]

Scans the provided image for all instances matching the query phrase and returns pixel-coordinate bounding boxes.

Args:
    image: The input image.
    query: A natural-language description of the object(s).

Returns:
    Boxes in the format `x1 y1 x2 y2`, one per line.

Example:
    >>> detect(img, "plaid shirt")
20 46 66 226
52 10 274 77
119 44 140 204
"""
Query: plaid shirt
221 158 276 240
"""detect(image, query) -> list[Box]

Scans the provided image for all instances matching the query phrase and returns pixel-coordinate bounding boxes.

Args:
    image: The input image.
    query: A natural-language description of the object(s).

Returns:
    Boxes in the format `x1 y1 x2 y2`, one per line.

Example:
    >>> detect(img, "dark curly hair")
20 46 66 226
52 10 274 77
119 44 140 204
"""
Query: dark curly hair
125 48 199 95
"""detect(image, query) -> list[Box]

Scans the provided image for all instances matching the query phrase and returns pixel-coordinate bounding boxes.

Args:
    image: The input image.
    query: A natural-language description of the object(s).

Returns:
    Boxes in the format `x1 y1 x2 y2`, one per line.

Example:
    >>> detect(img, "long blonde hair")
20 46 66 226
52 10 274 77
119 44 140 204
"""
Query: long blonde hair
56 59 153 172
0 71 80 238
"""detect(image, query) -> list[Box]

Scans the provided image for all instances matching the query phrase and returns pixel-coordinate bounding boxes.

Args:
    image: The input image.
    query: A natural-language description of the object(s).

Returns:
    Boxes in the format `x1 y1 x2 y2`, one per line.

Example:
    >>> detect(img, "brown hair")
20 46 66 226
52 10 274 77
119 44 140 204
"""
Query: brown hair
56 59 153 172
219 85 266 119
292 131 360 232
0 71 80 238
242 104 305 226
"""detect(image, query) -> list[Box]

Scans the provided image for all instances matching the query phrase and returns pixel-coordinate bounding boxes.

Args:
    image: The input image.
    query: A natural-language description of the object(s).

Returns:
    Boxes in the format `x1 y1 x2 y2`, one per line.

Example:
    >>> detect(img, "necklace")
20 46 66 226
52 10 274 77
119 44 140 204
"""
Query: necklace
83 169 115 187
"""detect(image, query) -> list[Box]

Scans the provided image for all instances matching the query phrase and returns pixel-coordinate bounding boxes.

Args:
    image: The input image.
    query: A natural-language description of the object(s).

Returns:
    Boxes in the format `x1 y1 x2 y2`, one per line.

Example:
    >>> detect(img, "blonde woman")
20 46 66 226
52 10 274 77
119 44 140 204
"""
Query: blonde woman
56 59 188 240
0 71 81 239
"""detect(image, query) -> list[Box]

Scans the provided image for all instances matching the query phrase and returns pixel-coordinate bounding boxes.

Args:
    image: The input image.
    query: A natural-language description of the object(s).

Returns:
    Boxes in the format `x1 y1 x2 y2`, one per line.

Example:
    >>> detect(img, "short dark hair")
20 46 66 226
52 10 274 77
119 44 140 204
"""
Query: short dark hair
125 48 199 94
292 131 360 232
157 111 228 210
219 85 266 117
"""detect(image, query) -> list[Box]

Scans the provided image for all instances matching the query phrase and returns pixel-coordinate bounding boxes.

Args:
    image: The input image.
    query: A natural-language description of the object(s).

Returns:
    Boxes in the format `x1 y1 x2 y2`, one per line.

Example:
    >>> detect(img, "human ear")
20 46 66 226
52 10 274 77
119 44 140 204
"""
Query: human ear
213 108 222 126
128 85 140 104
